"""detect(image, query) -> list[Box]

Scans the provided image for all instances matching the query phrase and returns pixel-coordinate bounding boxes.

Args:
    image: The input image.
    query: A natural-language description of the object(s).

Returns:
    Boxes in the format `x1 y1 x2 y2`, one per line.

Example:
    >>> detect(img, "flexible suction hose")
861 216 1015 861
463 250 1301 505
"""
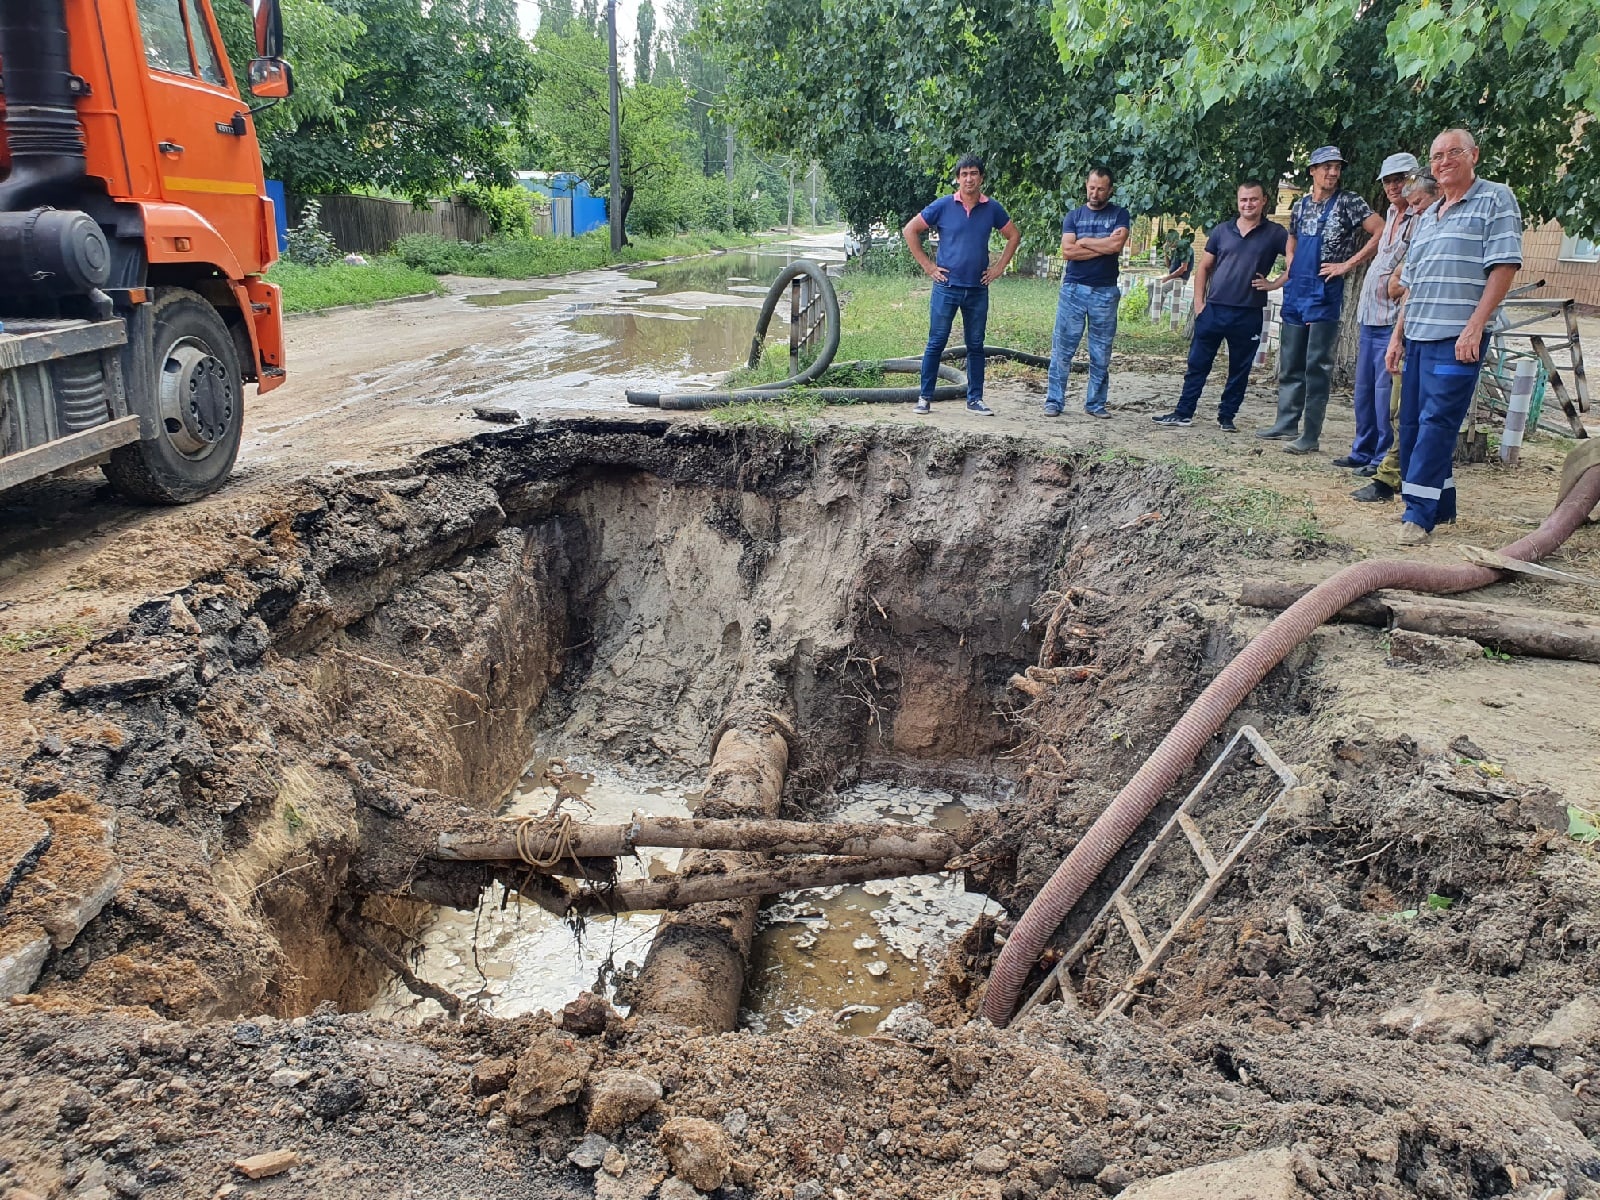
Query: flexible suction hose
626 258 1051 410
982 457 1600 1026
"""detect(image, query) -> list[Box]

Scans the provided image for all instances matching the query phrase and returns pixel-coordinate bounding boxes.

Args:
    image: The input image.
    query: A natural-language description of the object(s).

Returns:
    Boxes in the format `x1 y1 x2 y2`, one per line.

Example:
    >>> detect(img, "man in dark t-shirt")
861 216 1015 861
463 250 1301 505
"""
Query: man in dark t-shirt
1043 166 1132 418
1152 180 1289 431
903 154 1022 415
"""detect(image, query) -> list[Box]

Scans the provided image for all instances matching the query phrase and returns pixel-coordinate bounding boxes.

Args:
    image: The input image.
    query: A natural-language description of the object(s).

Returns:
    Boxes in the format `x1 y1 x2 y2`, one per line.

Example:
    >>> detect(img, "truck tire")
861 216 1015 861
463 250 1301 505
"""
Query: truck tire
104 288 244 504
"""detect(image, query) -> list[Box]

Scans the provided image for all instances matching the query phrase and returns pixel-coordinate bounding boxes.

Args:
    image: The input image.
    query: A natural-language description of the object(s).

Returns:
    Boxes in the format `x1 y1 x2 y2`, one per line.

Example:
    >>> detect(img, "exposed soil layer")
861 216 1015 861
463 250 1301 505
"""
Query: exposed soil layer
4 415 1600 1200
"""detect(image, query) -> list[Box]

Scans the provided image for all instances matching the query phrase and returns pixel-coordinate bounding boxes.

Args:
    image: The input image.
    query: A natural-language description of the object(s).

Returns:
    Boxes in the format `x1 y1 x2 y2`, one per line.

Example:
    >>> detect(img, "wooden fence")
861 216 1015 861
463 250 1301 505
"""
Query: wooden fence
317 195 493 255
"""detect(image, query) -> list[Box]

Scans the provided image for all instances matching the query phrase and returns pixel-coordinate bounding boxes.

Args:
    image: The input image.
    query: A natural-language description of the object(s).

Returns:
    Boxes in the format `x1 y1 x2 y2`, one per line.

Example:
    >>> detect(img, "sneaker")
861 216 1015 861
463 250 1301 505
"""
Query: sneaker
1397 521 1431 546
913 397 931 415
1042 403 1063 417
1086 408 1111 419
1151 412 1192 427
1218 418 1238 433
1351 480 1395 503
1331 455 1366 468
966 399 994 415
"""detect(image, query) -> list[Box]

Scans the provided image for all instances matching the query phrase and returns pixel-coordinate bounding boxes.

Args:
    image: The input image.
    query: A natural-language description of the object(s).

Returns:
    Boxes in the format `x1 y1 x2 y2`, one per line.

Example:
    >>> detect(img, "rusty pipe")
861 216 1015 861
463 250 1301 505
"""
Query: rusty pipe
982 458 1600 1026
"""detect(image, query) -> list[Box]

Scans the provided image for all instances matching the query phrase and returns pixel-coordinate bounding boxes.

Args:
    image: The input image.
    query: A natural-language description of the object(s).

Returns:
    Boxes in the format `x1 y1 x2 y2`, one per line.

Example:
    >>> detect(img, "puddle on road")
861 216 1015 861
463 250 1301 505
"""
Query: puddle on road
463 288 561 307
369 767 995 1036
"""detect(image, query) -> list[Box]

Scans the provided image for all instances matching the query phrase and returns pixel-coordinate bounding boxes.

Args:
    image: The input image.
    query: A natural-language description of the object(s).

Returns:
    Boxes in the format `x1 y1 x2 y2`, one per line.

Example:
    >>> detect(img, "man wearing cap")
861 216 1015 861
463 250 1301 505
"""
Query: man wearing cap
904 154 1022 416
1257 146 1385 453
1385 128 1522 545
1353 174 1438 503
1334 152 1422 475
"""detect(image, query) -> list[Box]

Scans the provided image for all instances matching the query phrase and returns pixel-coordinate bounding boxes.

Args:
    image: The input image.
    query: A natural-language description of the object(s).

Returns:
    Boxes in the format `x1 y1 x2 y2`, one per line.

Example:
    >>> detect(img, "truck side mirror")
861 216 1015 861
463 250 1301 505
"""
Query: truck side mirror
252 0 284 58
248 56 293 100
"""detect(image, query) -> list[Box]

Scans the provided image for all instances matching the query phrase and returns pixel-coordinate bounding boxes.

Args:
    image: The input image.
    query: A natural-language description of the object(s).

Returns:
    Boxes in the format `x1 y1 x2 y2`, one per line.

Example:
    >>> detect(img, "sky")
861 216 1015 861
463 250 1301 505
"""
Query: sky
516 0 648 82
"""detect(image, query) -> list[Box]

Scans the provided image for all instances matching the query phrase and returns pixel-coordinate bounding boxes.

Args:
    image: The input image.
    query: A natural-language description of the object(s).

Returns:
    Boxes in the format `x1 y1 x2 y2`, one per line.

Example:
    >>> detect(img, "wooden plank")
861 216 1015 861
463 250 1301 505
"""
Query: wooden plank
1176 812 1220 878
1113 894 1154 965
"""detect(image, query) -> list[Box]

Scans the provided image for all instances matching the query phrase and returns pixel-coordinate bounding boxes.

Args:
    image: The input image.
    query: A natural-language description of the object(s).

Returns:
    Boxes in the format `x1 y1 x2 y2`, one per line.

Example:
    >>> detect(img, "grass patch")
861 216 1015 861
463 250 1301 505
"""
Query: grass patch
1167 462 1326 542
709 392 828 438
269 260 443 313
393 229 764 280
0 621 93 657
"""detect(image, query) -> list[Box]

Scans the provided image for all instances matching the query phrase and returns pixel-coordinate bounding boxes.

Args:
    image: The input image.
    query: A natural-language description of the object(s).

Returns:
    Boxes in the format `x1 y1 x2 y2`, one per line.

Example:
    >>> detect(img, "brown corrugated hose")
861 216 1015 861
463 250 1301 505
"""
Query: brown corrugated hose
983 451 1600 1026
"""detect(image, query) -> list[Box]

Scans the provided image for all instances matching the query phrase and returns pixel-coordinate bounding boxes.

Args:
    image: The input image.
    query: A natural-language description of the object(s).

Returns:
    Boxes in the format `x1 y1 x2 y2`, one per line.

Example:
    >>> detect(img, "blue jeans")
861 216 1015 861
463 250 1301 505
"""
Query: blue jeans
919 282 989 402
1349 324 1395 464
1398 336 1486 530
1045 282 1119 413
1174 303 1263 422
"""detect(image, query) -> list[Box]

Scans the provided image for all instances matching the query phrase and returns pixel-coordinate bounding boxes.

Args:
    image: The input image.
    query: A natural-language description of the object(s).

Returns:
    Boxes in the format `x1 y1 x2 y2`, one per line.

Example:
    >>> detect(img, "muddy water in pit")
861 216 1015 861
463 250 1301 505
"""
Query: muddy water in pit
370 767 995 1035
408 245 844 415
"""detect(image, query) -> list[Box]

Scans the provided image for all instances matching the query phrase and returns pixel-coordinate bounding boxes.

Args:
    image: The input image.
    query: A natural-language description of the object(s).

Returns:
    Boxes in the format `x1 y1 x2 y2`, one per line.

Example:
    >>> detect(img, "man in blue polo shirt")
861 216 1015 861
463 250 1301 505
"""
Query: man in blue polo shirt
1044 166 1131 418
1385 128 1522 546
903 154 1022 415
1152 180 1289 431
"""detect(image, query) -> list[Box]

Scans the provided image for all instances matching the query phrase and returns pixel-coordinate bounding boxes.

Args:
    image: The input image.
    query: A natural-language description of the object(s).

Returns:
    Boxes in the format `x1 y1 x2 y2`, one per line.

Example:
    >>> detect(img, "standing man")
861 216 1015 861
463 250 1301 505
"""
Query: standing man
1044 167 1131 418
1386 129 1522 545
904 155 1022 416
1151 180 1289 432
1257 146 1385 453
1353 173 1438 503
1334 153 1422 473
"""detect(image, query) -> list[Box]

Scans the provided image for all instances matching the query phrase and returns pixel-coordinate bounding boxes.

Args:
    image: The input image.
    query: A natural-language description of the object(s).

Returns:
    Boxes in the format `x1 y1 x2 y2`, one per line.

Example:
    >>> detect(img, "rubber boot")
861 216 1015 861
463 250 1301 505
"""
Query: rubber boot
1283 390 1327 454
1283 321 1338 454
1257 321 1306 438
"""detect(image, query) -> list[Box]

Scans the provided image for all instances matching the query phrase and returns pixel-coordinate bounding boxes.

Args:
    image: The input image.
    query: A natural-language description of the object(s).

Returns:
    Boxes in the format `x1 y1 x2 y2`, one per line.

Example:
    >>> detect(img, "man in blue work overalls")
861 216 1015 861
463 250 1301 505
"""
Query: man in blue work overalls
1257 146 1385 453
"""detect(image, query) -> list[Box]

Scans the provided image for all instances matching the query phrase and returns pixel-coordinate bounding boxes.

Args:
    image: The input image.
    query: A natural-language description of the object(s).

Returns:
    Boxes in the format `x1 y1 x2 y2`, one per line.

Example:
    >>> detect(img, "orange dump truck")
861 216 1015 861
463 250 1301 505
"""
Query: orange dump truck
0 0 291 502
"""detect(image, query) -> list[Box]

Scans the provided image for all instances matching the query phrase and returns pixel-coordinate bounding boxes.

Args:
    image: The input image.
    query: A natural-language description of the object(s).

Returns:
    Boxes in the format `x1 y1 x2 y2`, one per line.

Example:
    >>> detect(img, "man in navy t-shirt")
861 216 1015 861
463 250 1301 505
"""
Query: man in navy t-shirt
903 154 1021 415
1044 166 1131 417
1152 179 1289 431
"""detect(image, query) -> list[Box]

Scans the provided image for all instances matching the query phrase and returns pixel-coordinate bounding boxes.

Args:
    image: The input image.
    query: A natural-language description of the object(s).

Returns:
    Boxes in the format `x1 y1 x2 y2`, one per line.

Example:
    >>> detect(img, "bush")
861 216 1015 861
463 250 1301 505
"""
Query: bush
457 181 533 238
849 238 920 277
285 198 340 267
1119 281 1150 324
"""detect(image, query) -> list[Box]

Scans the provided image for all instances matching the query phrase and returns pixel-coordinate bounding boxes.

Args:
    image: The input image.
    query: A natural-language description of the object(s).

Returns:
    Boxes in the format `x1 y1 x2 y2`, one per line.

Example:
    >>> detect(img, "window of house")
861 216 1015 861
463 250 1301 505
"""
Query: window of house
182 0 229 87
136 0 194 76
1560 233 1600 263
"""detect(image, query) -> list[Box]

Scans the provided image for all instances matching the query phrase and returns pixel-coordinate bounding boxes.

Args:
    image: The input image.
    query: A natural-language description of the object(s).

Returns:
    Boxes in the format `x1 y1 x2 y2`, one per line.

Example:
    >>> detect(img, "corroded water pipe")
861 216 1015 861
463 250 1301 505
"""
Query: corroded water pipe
983 451 1600 1026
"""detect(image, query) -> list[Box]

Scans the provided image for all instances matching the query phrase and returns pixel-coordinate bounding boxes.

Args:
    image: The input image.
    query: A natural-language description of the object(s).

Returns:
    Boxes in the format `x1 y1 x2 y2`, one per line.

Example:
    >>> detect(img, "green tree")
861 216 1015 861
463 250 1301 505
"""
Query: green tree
254 0 536 202
527 23 691 237
635 0 657 82
214 0 362 153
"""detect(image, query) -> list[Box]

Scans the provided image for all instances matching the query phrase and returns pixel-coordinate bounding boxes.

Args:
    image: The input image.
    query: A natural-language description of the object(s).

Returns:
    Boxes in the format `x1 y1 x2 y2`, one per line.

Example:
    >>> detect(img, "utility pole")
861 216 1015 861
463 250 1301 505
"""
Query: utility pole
725 127 735 229
808 162 817 224
607 0 623 253
786 160 795 232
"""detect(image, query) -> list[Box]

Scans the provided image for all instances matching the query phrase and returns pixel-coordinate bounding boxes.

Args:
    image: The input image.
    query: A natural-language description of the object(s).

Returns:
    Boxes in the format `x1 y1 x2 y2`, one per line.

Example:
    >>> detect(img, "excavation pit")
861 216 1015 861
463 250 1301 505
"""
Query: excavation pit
8 417 1600 1199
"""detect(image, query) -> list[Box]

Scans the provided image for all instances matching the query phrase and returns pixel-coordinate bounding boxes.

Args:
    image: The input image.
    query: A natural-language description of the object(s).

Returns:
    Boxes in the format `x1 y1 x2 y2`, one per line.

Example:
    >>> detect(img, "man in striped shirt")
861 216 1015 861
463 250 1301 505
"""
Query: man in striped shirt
1385 128 1523 546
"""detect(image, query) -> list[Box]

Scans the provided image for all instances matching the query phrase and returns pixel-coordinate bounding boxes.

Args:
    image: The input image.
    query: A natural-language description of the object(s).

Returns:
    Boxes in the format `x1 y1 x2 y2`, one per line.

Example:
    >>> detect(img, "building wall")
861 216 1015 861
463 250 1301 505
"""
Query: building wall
1515 221 1600 308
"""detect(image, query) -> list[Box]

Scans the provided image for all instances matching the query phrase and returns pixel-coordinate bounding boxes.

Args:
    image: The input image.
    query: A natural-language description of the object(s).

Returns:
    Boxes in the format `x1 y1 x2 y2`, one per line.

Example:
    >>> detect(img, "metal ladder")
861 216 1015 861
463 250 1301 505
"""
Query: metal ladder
1017 725 1298 1022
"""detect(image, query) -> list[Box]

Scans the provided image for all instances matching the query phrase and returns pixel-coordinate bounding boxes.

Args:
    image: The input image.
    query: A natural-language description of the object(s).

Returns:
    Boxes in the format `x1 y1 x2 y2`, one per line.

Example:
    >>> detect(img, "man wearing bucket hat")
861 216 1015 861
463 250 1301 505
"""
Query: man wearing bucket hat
1257 145 1385 453
1335 151 1422 476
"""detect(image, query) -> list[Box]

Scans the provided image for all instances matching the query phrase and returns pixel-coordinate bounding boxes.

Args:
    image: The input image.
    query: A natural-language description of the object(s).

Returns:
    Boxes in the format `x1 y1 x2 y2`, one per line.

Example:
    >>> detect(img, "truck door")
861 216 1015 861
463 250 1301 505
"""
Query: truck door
133 0 269 274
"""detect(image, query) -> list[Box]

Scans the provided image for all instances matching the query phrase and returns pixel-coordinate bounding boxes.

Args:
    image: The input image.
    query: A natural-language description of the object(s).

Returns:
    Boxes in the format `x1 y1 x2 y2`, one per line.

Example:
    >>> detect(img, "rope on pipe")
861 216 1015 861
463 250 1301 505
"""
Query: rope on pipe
981 455 1600 1027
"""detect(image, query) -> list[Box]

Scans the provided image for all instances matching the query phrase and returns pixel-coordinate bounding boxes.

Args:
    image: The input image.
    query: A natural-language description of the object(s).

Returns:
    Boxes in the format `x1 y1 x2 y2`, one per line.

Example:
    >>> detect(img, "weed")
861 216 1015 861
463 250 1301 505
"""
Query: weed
1426 893 1453 911
283 802 305 833
0 622 92 657
1482 646 1513 662
710 394 828 440
1569 806 1600 843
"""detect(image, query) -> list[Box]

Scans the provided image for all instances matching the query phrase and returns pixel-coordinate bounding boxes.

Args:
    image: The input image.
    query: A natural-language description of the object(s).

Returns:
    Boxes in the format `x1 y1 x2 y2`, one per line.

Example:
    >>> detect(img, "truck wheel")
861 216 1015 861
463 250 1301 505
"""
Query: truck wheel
104 289 244 504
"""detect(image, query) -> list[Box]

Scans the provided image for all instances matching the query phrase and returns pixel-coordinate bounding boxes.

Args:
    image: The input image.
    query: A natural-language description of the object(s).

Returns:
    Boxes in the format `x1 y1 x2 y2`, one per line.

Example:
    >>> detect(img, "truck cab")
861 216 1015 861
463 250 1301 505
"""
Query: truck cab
0 0 291 503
